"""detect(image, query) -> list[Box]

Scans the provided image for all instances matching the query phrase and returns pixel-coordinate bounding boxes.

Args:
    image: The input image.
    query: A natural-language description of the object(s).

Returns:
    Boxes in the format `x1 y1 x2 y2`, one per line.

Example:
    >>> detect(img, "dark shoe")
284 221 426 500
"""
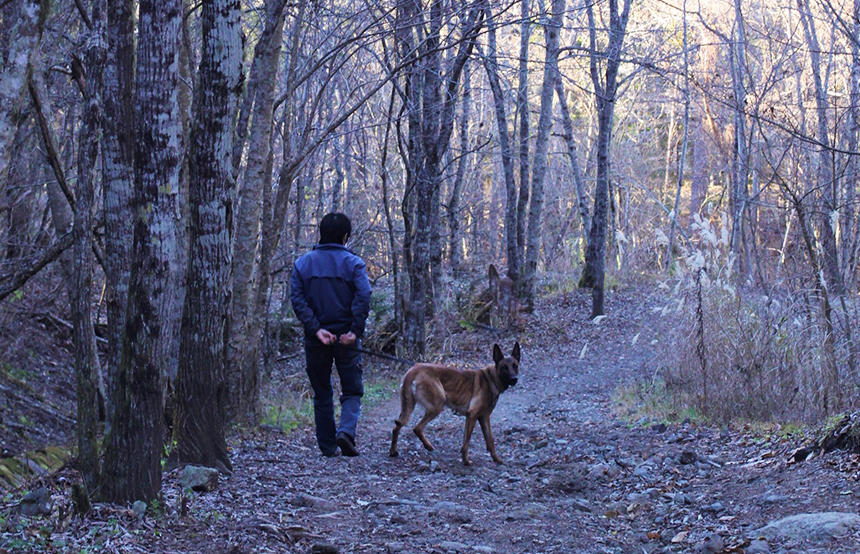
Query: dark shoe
322 449 340 458
336 431 359 457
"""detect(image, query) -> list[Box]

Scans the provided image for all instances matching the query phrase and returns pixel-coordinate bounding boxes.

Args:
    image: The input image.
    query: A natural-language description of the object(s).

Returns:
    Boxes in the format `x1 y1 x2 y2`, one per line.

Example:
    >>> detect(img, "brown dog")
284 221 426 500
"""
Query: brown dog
389 342 520 465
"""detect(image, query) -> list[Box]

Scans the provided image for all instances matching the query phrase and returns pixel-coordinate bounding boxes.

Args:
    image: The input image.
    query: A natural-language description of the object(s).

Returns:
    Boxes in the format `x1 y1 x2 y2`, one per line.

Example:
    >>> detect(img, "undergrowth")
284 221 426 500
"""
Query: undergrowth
652 213 860 425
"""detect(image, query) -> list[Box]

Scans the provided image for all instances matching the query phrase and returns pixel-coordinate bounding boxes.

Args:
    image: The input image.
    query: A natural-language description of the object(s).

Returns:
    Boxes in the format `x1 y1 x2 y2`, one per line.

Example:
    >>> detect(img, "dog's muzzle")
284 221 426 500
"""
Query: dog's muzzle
503 376 518 387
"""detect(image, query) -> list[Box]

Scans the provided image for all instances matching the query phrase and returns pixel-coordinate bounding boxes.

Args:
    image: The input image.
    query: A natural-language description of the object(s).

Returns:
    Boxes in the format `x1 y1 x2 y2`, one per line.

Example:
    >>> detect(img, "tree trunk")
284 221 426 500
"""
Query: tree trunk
448 63 471 274
397 0 483 356
514 0 531 290
71 2 106 491
690 107 707 216
0 0 45 184
173 0 242 474
554 79 590 244
101 0 183 504
797 0 843 294
666 0 690 268
846 0 860 286
580 0 631 318
523 0 565 305
482 1 518 279
228 0 287 423
729 0 750 279
101 0 136 429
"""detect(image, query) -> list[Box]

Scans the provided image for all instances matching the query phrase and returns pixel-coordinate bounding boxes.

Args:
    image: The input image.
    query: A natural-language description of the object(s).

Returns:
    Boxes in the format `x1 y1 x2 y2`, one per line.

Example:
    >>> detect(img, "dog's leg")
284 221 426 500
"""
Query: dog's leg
413 405 442 452
478 415 502 464
390 422 403 457
390 379 417 457
461 415 478 465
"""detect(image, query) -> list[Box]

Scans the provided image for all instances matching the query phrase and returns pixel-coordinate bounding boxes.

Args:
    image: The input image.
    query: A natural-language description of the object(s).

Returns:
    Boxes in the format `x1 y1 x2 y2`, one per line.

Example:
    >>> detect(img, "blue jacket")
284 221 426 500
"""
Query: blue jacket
290 243 372 341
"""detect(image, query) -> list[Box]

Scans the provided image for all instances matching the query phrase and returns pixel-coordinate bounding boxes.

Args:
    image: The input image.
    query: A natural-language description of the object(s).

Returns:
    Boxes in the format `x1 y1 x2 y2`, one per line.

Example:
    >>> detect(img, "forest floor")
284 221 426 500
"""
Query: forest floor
3 285 860 553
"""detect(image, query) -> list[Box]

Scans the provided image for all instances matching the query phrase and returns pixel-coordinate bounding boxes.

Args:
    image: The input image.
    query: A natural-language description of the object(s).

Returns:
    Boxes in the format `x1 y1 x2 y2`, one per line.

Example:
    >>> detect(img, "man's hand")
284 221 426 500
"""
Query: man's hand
316 328 337 345
339 331 356 345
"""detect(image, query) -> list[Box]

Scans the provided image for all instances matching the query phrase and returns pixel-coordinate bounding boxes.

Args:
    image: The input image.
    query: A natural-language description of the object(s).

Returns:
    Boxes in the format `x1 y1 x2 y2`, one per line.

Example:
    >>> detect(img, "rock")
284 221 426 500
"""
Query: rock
431 501 472 523
429 460 441 472
547 474 586 494
702 501 724 513
745 539 770 554
679 450 697 465
587 463 610 480
633 464 654 480
132 500 147 517
564 497 592 512
438 541 468 552
17 487 52 517
672 492 690 505
386 541 406 552
694 535 724 553
311 542 338 553
389 514 407 524
179 465 219 492
750 512 860 541
288 493 337 511
758 492 789 505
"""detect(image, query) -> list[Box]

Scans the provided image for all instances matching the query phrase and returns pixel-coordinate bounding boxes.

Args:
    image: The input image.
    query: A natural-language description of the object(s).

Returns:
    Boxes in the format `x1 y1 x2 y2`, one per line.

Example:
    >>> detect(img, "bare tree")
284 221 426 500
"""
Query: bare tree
482 0 519 287
522 0 565 306
580 0 632 318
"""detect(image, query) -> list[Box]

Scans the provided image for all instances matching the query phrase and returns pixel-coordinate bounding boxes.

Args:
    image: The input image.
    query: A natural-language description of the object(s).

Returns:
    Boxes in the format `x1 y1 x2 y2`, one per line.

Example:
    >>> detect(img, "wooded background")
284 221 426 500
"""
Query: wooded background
1 0 858 504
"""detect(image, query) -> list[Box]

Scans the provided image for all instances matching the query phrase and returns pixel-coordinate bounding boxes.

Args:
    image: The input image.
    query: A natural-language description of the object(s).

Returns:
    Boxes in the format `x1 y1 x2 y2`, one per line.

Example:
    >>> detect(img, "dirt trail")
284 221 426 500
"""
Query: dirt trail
21 288 860 553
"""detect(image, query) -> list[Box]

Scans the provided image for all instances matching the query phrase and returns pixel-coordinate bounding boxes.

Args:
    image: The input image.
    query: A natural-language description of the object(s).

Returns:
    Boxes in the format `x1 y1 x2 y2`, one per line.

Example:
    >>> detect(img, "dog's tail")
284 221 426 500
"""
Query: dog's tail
394 369 417 427
390 366 418 457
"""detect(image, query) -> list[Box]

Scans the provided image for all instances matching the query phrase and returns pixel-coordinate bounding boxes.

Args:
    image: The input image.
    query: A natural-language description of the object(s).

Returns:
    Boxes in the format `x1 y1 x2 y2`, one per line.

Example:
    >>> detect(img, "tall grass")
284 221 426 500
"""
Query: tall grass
660 214 859 424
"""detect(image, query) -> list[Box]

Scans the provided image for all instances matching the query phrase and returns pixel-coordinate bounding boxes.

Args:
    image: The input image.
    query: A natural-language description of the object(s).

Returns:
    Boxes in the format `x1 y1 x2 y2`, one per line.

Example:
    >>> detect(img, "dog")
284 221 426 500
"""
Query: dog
389 342 520 465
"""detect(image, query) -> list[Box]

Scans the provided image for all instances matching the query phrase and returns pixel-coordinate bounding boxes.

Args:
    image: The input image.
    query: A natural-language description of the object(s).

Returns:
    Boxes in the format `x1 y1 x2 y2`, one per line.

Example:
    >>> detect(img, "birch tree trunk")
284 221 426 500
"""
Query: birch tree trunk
101 0 183 503
173 0 242 474
523 0 565 306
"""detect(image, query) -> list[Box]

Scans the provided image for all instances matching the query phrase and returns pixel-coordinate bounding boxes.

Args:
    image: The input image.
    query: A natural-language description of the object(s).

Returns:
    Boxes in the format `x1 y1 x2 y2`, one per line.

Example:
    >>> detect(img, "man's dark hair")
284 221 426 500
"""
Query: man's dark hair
319 212 352 244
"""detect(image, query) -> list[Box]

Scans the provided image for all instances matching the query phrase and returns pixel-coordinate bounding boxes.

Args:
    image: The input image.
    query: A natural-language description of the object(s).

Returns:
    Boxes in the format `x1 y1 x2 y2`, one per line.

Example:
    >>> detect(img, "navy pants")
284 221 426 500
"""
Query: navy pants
305 341 364 455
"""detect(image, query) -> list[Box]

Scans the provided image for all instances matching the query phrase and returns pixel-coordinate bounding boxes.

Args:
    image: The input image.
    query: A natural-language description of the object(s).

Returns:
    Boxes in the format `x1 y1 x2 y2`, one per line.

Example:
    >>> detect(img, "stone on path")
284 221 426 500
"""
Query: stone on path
745 539 770 554
750 512 860 541
288 492 337 511
132 500 147 518
179 465 219 492
16 486 51 517
310 542 338 553
431 500 472 523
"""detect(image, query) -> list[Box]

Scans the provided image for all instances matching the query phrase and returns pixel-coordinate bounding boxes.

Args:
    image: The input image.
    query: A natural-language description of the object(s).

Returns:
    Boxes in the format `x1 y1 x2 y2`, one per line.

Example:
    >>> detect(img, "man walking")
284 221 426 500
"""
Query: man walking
290 213 371 457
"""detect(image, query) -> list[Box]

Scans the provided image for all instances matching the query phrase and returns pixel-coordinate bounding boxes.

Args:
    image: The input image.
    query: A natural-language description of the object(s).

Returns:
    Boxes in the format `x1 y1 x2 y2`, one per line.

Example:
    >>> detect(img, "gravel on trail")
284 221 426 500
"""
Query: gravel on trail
6 287 860 553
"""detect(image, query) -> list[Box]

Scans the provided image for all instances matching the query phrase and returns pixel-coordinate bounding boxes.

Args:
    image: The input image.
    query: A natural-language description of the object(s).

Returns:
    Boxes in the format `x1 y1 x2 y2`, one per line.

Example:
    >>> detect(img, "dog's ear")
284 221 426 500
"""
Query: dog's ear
512 341 520 362
492 343 503 364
